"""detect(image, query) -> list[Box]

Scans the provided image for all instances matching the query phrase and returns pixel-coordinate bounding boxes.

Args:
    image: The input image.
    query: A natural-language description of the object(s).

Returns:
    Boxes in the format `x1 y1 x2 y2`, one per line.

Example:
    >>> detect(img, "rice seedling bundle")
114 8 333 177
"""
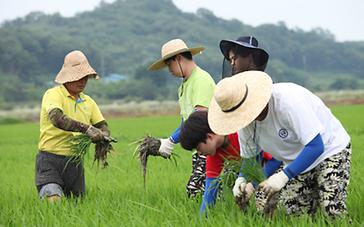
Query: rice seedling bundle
133 135 178 188
221 156 271 213
68 134 117 168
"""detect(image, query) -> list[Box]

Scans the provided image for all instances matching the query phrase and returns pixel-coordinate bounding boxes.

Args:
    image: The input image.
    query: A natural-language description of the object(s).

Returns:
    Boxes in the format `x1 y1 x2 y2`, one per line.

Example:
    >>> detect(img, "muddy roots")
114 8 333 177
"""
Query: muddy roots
134 136 162 187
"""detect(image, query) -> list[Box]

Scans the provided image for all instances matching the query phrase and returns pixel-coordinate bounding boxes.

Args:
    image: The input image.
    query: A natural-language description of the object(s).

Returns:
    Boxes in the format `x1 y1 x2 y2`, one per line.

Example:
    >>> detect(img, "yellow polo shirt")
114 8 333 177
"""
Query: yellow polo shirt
38 85 105 156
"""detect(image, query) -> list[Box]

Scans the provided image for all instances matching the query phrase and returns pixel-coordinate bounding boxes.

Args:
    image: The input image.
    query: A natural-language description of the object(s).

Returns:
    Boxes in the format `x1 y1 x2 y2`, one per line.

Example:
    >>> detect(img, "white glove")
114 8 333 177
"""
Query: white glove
259 171 289 198
233 177 246 197
232 177 254 198
158 138 175 158
244 182 255 200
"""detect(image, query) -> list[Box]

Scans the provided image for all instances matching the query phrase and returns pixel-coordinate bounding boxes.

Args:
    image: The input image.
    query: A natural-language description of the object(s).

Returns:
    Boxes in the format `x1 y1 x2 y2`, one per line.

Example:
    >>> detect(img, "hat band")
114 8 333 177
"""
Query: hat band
222 84 249 113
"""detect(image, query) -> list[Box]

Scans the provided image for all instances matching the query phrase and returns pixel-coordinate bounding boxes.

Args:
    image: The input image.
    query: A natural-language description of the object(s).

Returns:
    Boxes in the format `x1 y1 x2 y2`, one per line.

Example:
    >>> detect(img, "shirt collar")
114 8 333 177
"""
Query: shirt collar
60 85 86 102
183 66 199 83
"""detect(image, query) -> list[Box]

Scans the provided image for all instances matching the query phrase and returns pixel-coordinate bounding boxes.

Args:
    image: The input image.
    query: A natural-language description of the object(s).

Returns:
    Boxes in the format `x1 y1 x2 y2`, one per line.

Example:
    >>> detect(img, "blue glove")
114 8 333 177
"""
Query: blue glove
200 177 220 215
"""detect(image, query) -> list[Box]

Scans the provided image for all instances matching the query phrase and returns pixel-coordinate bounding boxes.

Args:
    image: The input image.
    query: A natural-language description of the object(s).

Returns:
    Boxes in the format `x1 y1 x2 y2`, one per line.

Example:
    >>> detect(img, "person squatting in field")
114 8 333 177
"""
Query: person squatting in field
208 70 352 217
218 35 283 210
148 39 215 198
35 50 113 202
180 111 281 215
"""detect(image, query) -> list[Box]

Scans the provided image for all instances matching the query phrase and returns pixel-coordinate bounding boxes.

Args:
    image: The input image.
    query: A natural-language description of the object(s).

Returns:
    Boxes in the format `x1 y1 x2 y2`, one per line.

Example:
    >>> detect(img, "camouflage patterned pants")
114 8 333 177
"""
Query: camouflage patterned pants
186 152 206 198
280 144 352 216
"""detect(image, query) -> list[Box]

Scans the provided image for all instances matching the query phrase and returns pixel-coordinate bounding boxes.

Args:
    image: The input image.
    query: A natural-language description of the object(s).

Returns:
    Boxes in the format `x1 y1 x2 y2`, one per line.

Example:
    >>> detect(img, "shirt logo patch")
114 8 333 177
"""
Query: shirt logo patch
278 128 288 138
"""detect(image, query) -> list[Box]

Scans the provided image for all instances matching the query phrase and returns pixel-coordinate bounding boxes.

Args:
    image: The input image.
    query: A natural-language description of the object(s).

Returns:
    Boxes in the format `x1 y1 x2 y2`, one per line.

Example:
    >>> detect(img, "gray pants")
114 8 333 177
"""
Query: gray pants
35 151 85 198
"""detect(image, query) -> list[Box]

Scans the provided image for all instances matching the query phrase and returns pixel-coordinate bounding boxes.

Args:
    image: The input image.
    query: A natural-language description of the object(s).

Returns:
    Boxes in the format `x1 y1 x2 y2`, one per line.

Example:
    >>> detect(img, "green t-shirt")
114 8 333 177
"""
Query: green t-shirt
178 66 215 119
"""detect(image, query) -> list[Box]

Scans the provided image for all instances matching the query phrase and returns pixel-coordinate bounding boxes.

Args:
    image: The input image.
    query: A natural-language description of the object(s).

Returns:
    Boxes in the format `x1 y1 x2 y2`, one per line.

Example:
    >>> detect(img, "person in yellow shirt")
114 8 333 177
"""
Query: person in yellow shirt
36 50 112 202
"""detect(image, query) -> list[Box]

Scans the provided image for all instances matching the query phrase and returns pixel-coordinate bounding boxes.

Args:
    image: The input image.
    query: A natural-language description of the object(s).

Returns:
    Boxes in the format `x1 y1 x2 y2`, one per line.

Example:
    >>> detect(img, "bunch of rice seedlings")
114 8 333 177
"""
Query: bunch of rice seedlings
94 137 117 168
221 157 265 190
240 157 266 183
223 156 281 217
67 134 92 165
219 158 241 189
68 134 117 168
221 156 267 212
133 135 178 187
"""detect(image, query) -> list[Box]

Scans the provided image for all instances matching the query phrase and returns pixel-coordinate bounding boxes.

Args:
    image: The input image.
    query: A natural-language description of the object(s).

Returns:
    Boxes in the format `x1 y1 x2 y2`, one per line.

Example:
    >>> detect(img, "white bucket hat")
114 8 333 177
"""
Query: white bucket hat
55 50 99 84
148 39 204 71
208 71 273 135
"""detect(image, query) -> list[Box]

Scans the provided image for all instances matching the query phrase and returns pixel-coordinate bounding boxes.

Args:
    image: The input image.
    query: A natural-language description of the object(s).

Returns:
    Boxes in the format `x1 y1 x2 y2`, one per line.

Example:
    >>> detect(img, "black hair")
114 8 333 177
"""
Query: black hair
180 111 212 151
164 51 193 64
180 51 193 60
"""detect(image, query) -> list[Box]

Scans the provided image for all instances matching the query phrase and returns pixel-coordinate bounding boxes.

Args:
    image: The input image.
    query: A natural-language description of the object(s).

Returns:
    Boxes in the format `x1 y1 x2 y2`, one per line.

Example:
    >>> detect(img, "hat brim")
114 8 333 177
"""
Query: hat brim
208 71 272 135
55 64 99 84
219 39 269 66
148 46 205 71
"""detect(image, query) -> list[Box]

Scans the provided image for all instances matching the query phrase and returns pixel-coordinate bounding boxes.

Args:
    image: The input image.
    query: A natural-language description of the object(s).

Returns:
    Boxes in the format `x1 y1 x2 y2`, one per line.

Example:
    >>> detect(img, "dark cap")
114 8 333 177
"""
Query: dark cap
220 36 269 67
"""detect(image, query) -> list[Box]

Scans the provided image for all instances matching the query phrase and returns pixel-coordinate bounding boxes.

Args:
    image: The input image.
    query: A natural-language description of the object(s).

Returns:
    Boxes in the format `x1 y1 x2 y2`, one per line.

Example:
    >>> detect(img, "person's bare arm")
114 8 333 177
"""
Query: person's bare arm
194 105 208 111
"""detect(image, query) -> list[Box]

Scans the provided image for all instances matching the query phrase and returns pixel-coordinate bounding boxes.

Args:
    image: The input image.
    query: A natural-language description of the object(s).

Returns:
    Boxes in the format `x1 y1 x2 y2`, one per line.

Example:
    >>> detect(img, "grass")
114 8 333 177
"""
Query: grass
0 117 25 125
0 105 363 226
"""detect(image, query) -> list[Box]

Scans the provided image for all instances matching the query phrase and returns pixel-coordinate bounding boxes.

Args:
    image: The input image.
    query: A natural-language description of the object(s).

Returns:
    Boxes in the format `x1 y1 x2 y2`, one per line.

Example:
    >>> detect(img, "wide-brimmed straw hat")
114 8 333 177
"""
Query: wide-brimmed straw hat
208 71 273 135
220 36 269 67
55 50 99 84
148 39 205 71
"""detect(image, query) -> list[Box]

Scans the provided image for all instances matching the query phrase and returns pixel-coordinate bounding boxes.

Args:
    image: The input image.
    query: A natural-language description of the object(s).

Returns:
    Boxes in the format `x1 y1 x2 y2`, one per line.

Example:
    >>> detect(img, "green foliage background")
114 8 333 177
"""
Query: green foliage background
0 104 363 226
0 0 364 107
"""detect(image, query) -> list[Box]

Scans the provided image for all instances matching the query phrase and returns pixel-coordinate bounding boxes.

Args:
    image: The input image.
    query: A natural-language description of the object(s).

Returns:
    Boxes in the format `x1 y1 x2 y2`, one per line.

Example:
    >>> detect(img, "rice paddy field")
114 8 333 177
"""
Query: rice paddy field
0 104 363 227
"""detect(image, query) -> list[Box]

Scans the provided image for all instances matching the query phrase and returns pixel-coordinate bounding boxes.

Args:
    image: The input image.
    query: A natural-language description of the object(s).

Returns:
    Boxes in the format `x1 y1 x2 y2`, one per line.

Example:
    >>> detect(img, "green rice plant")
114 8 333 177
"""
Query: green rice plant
240 157 266 183
0 109 362 226
67 134 92 166
67 134 117 168
219 144 266 190
219 158 241 190
220 155 266 212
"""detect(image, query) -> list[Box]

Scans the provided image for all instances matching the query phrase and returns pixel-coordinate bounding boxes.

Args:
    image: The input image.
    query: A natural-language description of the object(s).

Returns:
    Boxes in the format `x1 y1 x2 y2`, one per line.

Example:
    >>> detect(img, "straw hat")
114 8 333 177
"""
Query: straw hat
55 50 99 84
148 39 205 71
208 71 273 135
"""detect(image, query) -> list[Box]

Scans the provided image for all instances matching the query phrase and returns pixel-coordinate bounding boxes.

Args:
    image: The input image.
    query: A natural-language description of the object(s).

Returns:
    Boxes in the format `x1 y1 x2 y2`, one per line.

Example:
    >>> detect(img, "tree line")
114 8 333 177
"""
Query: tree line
0 0 363 108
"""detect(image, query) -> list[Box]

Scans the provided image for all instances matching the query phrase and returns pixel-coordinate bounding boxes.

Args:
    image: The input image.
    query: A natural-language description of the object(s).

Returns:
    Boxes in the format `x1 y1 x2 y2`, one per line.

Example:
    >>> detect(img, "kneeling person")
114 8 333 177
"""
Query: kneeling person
208 71 351 217
180 111 280 215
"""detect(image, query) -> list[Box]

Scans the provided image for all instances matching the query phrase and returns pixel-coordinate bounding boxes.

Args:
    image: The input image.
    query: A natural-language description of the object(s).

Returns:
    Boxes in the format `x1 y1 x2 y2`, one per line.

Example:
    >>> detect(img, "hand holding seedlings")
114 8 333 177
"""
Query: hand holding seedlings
85 125 105 143
133 135 179 187
68 134 117 168
259 171 289 198
158 138 175 158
